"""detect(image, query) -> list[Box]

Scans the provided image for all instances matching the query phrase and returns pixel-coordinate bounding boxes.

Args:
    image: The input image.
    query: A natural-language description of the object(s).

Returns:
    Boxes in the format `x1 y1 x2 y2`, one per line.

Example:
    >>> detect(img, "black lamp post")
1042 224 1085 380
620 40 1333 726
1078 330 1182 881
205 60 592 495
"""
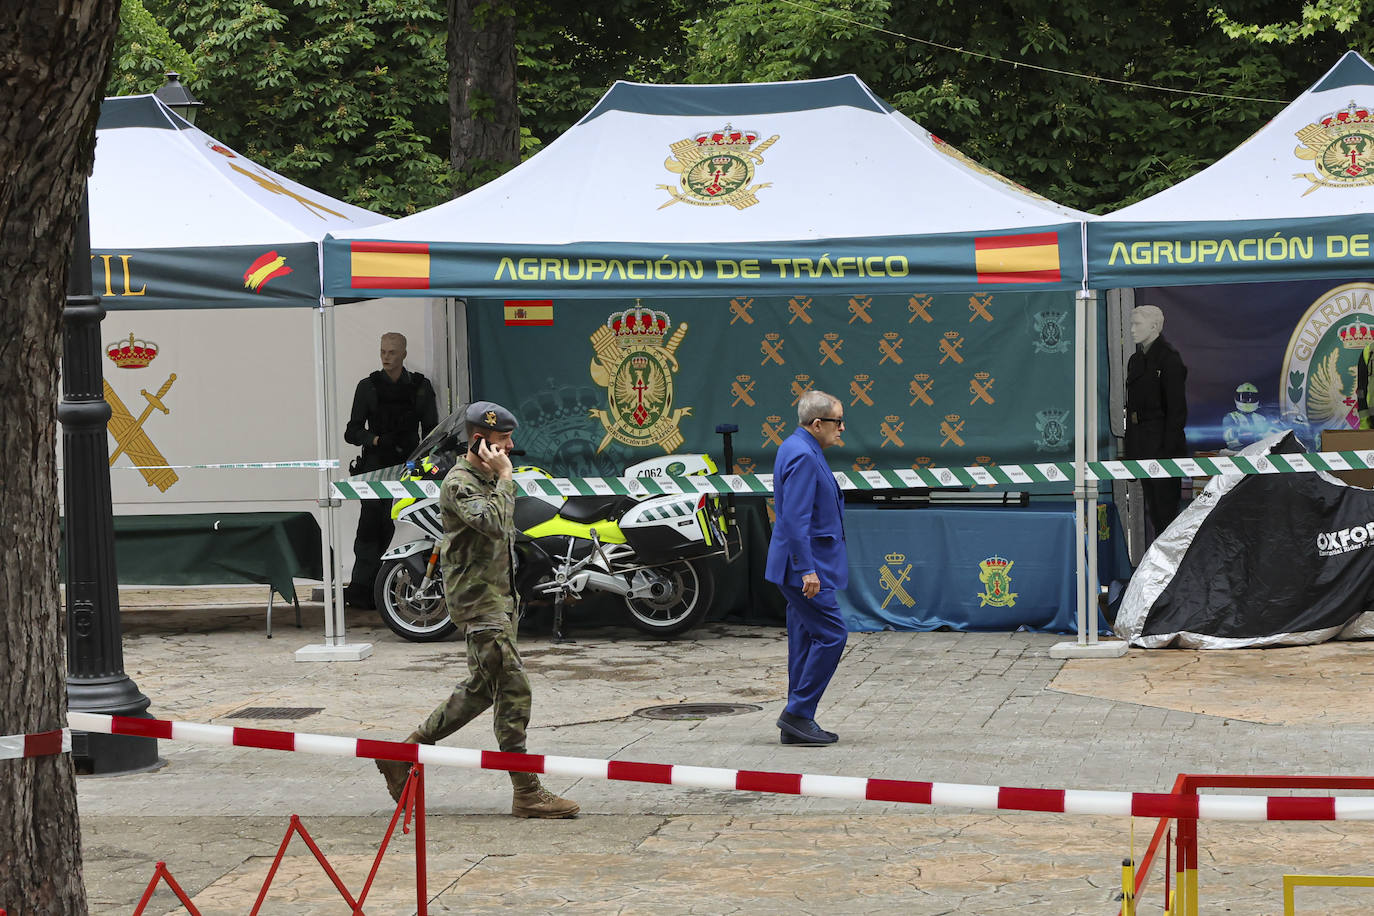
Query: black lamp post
61 83 189 773
153 71 203 123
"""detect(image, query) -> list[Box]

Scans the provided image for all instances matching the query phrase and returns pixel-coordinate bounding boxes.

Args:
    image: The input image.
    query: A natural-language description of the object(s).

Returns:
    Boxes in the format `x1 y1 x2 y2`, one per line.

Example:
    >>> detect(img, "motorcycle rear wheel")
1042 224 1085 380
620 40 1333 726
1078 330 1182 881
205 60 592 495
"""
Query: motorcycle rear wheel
376 556 457 642
623 560 714 638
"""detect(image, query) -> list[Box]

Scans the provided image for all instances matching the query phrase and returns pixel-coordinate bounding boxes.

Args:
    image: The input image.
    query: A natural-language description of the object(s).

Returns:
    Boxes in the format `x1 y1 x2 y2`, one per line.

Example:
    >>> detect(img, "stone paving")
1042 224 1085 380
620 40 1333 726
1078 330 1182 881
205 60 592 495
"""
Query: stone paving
72 586 1374 914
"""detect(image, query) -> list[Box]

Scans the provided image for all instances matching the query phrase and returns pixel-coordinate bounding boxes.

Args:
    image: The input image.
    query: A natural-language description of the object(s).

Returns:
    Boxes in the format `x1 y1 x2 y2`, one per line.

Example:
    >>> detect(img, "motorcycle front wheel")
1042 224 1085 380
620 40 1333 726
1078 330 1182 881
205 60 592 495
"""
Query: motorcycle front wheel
376 556 457 642
623 559 715 638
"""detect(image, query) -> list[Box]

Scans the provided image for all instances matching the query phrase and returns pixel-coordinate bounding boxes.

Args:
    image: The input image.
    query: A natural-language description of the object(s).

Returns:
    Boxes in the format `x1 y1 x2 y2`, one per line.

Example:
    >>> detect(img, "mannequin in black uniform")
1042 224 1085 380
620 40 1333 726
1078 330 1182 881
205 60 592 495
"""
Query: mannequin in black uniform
1124 305 1188 541
343 332 438 607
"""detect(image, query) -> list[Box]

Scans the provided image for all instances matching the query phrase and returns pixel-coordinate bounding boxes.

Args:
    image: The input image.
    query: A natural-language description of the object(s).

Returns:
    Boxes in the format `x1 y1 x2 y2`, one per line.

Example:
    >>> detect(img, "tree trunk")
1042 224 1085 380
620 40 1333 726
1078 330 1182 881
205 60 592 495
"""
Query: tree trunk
0 2 122 913
447 0 520 194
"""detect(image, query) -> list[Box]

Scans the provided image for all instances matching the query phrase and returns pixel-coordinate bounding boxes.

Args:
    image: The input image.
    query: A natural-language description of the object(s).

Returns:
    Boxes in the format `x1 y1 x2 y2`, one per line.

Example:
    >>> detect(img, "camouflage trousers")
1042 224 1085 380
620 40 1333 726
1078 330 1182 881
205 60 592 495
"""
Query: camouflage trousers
416 612 536 789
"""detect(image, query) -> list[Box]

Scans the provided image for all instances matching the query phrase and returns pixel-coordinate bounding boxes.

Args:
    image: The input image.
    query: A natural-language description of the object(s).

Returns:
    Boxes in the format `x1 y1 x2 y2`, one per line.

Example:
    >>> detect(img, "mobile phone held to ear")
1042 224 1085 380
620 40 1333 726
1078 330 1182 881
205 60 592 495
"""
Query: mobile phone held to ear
469 435 485 455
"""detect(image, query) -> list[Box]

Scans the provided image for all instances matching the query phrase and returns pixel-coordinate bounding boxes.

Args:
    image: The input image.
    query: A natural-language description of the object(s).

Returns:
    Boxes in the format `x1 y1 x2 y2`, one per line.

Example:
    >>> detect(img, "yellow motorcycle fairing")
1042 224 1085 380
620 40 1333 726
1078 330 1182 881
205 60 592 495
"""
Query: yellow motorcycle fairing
523 516 628 544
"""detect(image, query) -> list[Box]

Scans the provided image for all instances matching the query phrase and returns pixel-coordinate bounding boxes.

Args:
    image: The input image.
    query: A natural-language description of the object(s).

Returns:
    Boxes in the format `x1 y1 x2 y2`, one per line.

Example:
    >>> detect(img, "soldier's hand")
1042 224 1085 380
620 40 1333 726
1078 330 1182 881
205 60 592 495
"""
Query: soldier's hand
477 439 513 479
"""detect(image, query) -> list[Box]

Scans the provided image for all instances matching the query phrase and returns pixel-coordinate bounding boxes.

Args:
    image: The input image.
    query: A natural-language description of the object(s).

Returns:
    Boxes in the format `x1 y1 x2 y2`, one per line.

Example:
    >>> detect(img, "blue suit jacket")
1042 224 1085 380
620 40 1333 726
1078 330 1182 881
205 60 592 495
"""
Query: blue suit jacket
765 427 848 590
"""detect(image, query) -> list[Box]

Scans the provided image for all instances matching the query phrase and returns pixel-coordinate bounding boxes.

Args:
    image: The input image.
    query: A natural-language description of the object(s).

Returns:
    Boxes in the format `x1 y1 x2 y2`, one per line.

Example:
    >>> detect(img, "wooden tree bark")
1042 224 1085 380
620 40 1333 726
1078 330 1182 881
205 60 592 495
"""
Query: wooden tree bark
447 0 520 194
0 1 122 913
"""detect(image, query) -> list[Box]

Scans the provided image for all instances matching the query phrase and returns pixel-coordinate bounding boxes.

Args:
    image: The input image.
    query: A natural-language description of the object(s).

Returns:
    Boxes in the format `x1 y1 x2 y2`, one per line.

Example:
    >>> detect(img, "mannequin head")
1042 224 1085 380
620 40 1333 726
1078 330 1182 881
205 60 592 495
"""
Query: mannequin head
1130 305 1164 349
1234 382 1259 414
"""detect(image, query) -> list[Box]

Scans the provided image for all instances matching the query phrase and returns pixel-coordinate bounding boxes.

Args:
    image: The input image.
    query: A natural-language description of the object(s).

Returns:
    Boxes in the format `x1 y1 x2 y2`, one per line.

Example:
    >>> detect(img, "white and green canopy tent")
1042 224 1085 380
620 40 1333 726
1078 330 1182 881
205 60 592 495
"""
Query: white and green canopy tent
1088 51 1374 288
323 75 1087 297
322 75 1118 649
84 94 443 659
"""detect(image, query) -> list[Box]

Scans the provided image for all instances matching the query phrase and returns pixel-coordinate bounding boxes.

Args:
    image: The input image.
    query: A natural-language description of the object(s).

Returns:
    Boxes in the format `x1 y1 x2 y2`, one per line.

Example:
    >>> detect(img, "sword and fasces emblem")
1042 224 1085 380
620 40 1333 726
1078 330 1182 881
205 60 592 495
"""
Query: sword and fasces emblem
729 297 755 325
938 331 964 365
909 374 934 407
588 304 692 453
761 415 787 447
848 295 873 324
940 413 966 447
658 125 780 210
879 415 904 448
787 296 813 325
819 333 844 366
760 333 785 366
968 294 994 322
878 332 903 365
908 294 934 323
850 374 874 406
969 371 996 405
879 553 916 609
731 374 756 407
104 333 177 492
790 374 814 406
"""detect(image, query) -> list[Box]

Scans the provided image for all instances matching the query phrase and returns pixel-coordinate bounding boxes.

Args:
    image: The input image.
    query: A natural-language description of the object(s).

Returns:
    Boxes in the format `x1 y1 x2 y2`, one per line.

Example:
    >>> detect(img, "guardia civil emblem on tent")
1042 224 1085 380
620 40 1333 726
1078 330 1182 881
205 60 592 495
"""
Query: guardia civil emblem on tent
588 305 693 453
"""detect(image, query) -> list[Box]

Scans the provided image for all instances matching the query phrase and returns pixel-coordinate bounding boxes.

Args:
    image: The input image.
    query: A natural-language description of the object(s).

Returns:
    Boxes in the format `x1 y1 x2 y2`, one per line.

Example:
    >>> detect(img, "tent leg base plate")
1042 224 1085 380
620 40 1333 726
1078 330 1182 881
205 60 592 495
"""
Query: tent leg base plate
294 642 374 662
1048 639 1128 659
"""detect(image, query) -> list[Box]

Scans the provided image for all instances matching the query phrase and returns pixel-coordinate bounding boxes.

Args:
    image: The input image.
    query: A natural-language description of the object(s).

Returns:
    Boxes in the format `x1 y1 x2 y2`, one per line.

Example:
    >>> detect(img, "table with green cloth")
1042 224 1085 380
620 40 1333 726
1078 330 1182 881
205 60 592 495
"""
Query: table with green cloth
60 512 322 602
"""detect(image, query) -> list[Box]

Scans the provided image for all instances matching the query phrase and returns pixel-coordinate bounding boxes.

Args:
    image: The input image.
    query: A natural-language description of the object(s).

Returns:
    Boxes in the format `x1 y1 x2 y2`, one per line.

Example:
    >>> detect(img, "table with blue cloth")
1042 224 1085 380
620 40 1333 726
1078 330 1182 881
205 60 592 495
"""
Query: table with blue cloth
837 503 1122 633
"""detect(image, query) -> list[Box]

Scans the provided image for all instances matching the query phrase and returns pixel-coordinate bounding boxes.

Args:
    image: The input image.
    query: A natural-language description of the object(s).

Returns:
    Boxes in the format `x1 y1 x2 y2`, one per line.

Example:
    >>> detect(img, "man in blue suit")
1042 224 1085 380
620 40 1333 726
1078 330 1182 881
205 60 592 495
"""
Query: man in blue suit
765 390 848 746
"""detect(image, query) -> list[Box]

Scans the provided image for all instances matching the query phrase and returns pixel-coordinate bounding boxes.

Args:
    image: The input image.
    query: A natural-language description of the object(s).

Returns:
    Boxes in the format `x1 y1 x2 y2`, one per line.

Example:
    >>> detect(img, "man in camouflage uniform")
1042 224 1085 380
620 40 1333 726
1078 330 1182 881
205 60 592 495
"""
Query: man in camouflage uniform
377 400 579 818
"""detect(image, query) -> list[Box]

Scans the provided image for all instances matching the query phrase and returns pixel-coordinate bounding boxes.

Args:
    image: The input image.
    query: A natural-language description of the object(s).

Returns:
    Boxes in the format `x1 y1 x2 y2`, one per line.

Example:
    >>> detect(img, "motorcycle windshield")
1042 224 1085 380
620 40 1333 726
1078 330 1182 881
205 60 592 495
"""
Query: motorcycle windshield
409 403 470 464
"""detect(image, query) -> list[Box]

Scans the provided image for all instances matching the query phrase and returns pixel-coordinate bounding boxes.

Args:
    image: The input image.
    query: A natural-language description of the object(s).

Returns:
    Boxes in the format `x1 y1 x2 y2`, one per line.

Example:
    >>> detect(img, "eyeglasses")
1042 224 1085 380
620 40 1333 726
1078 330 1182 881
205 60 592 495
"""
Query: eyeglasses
814 417 845 426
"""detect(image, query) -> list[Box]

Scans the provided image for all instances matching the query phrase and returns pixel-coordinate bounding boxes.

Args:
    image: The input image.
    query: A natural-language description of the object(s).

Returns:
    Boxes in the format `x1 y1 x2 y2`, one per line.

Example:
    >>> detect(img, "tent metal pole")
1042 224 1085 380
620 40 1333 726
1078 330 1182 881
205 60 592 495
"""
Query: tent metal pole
1050 286 1124 658
1084 288 1100 644
1073 290 1088 643
297 299 372 662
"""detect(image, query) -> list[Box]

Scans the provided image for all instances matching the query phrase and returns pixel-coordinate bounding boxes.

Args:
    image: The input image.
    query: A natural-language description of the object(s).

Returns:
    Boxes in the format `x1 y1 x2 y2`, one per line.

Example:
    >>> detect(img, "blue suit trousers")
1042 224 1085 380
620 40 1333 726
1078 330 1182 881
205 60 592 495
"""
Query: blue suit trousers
776 582 848 720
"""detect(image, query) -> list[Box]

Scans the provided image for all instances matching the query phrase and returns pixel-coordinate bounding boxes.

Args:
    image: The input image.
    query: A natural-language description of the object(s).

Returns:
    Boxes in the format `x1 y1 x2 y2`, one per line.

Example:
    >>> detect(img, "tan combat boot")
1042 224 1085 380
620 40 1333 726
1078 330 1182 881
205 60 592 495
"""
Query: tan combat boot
376 730 430 802
511 773 580 818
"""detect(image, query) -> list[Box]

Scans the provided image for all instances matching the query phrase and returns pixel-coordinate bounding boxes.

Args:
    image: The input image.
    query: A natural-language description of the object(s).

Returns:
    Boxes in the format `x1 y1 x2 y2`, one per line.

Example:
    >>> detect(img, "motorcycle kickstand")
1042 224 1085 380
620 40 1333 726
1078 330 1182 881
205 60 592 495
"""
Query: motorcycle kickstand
552 589 574 645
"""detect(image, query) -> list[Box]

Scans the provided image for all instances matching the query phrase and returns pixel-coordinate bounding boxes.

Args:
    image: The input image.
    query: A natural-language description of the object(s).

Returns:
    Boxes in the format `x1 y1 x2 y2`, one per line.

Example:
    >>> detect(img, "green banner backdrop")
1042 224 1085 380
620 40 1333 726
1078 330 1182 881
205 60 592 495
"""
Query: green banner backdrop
468 290 1096 479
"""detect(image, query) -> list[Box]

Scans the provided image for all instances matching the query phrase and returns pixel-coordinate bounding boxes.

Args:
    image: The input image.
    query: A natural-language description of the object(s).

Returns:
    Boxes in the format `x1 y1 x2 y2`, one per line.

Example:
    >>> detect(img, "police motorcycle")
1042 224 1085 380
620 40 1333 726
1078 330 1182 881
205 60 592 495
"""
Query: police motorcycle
373 407 737 642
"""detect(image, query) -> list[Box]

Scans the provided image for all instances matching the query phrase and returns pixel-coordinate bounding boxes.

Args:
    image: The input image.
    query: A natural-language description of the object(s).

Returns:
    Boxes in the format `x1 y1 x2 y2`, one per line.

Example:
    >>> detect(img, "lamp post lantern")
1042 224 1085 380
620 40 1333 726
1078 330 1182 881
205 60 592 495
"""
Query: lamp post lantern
153 71 202 123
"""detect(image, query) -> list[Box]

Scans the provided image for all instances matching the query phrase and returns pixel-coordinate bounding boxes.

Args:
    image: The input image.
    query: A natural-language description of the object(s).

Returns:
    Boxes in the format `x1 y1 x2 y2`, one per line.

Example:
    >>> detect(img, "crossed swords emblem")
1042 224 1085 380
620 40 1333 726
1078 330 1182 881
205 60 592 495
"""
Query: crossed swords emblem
880 560 915 609
908 295 934 323
879 417 904 448
938 334 964 365
731 376 756 407
969 375 995 405
819 335 844 366
908 376 934 407
760 335 785 366
761 416 788 447
968 294 994 323
878 335 903 365
787 296 813 325
105 373 178 492
848 295 873 324
940 415 966 448
850 377 873 406
729 297 755 325
790 377 814 405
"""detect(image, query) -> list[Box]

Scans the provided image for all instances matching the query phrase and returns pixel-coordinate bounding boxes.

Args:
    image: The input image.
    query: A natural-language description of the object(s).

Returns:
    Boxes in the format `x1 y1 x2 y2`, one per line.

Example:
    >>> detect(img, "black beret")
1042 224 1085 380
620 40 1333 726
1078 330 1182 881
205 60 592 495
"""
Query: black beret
464 400 518 432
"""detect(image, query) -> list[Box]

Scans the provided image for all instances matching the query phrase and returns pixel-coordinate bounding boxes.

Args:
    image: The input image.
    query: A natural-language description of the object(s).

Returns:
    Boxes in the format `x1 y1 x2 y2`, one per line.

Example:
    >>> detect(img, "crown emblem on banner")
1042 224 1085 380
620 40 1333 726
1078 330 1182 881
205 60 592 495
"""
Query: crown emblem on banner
608 304 670 349
105 333 158 368
981 555 1010 570
884 552 906 565
1321 102 1373 128
1339 319 1374 348
694 124 759 149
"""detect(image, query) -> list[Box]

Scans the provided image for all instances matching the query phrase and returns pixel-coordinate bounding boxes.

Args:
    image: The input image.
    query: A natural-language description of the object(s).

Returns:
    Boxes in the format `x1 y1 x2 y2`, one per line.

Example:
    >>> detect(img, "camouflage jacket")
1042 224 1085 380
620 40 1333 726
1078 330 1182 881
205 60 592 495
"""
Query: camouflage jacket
439 455 518 625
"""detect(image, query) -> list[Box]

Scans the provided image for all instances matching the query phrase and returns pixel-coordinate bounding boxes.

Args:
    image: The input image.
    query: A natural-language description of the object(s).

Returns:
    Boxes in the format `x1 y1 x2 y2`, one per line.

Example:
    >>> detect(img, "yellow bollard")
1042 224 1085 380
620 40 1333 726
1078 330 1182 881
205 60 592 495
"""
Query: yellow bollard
1121 857 1136 916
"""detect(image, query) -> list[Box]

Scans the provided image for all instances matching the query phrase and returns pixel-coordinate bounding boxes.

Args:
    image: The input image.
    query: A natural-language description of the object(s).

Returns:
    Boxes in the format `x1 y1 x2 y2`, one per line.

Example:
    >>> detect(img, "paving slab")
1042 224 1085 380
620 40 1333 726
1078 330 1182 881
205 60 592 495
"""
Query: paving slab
69 586 1374 914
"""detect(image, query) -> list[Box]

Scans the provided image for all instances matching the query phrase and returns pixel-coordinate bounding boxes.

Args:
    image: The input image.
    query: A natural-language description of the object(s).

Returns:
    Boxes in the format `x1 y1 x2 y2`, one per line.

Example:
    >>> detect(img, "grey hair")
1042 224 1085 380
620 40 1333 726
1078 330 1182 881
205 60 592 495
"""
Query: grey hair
381 331 408 349
797 390 839 426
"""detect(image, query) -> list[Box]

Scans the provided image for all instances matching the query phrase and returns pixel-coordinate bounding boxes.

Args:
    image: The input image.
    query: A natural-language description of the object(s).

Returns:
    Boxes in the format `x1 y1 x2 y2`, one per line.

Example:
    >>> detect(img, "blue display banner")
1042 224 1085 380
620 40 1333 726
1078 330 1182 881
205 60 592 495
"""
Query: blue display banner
1141 278 1374 452
838 504 1122 633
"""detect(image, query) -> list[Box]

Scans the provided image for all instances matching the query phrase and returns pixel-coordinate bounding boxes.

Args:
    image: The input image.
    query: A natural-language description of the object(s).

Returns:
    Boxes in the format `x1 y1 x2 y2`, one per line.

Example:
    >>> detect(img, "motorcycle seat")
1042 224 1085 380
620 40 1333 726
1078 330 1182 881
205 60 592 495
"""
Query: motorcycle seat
560 494 637 523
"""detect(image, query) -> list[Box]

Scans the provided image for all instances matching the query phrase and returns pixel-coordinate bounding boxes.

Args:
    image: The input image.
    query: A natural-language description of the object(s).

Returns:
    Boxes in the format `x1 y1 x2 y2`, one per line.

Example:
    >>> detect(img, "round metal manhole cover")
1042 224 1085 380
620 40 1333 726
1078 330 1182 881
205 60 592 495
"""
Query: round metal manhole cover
633 703 762 720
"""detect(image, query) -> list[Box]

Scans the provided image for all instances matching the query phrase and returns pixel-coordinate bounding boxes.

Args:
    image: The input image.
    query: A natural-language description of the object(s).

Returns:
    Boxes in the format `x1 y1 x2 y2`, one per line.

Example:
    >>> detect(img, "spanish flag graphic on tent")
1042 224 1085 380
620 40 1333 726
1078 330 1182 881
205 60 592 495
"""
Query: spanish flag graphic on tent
973 232 1061 284
243 250 293 291
349 241 431 289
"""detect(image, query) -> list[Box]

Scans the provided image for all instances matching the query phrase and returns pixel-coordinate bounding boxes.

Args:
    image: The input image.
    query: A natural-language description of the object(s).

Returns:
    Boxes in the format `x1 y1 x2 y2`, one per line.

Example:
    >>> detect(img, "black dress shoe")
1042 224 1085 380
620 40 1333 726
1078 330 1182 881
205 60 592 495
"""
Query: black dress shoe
776 715 838 746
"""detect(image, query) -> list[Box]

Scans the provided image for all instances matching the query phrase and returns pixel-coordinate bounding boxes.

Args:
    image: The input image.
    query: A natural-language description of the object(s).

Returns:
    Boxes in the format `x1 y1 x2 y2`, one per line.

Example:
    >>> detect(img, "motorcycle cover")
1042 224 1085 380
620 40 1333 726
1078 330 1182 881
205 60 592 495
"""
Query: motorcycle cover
1114 430 1374 648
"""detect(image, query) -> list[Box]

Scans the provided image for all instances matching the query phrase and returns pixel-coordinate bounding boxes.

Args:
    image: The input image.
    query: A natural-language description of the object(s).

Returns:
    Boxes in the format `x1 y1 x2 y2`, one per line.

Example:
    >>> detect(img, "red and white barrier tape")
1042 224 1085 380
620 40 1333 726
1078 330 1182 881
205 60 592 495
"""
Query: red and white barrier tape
0 729 70 761
67 712 1374 822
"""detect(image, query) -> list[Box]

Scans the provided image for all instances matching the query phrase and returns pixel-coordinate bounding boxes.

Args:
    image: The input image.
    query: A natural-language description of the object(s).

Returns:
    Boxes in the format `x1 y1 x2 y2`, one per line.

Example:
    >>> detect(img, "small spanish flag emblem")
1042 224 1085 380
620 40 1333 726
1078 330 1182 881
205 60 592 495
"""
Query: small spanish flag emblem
350 241 430 289
504 300 554 326
974 232 1061 284
244 250 292 292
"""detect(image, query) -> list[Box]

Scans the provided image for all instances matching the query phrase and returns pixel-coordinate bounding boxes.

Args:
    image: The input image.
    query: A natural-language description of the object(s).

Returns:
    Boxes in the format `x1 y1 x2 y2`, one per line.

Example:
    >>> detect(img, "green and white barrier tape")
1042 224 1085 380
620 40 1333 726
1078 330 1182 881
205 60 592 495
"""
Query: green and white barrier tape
329 449 1374 500
108 459 339 470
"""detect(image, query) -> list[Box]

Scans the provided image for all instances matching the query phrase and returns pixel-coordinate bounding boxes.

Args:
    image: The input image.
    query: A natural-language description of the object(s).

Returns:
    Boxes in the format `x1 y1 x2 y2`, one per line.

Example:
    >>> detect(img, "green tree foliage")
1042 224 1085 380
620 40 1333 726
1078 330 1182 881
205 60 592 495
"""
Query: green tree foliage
686 0 1374 212
140 0 453 215
1212 0 1374 44
107 0 199 95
